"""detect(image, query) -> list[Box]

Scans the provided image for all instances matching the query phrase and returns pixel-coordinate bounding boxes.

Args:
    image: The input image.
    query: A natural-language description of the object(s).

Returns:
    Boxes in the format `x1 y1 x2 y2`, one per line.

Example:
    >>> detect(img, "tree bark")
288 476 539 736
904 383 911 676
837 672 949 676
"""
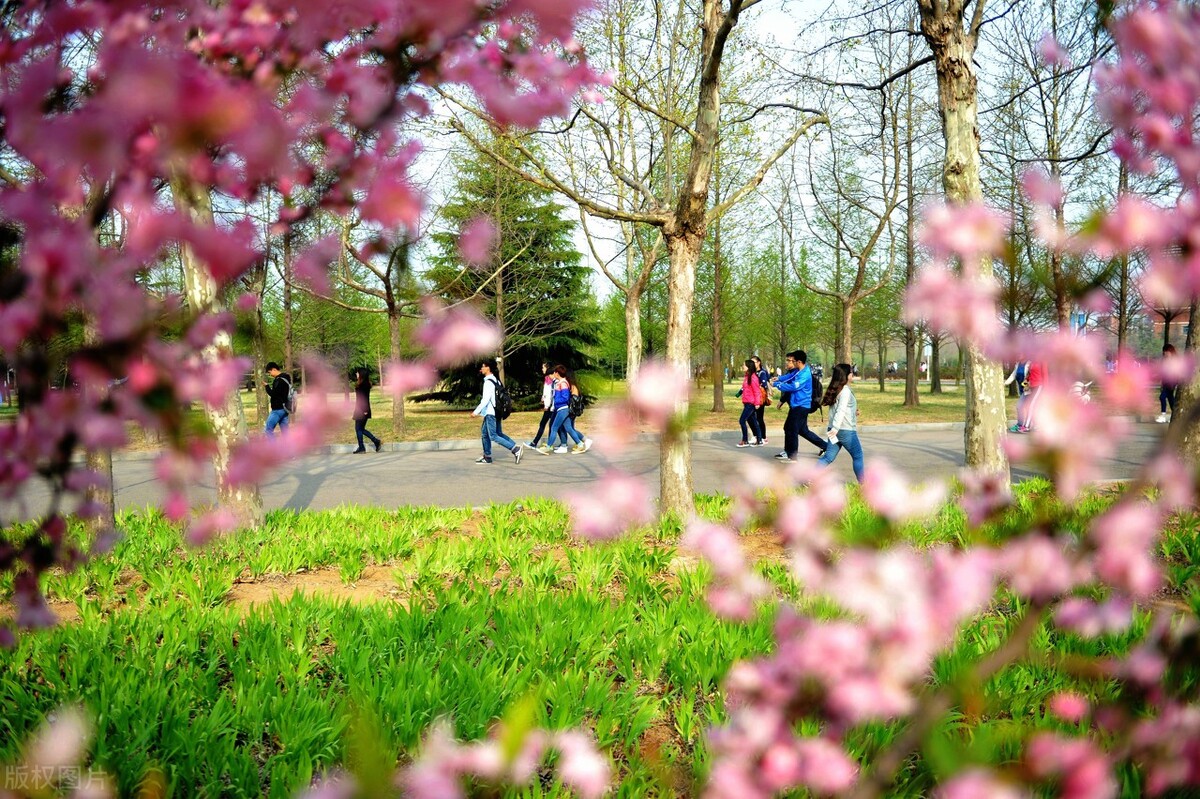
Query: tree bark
661 229 701 517
931 336 943 394
839 298 853 365
282 234 294 378
172 179 263 529
711 202 725 413
919 0 1009 477
625 289 644 380
82 321 115 532
388 310 405 438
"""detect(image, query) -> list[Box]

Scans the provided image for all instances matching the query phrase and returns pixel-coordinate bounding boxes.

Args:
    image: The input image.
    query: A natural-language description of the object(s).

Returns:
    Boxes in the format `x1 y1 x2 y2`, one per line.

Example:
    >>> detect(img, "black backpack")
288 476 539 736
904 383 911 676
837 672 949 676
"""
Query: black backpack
808 373 823 414
493 378 513 420
568 392 585 418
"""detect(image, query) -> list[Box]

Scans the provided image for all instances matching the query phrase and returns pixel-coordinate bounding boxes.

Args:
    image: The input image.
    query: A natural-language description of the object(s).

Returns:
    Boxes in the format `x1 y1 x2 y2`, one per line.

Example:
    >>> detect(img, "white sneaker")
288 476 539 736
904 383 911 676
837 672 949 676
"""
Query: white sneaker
581 437 593 452
553 445 569 454
1156 413 1169 423
513 446 523 464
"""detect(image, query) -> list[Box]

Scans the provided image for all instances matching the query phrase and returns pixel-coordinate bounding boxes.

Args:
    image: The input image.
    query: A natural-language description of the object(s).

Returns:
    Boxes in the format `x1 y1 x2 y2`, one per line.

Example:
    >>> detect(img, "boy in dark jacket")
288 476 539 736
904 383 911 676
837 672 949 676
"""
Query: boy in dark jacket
264 362 291 438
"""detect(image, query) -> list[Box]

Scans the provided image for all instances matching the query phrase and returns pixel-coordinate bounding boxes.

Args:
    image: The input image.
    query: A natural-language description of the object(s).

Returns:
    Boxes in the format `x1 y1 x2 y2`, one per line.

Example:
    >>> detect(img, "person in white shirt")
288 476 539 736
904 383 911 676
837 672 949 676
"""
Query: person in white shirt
816 363 864 482
471 359 522 465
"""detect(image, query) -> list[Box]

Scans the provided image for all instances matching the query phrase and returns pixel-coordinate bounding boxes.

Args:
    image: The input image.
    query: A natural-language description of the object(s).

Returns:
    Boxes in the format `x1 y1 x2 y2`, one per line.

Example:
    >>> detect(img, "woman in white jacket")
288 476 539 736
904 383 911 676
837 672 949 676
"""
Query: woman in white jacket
816 363 864 482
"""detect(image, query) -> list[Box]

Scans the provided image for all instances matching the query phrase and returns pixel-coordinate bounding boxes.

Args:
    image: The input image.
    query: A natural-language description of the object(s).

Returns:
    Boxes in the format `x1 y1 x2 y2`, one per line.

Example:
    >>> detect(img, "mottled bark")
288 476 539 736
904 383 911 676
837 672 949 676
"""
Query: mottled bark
172 179 263 528
919 0 1009 477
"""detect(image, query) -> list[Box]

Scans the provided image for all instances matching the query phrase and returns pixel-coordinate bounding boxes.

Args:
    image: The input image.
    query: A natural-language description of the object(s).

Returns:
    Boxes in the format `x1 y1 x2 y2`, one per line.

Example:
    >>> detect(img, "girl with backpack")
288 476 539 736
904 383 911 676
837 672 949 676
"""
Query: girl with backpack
817 363 864 482
351 367 382 453
752 355 771 445
541 366 591 454
735 359 765 448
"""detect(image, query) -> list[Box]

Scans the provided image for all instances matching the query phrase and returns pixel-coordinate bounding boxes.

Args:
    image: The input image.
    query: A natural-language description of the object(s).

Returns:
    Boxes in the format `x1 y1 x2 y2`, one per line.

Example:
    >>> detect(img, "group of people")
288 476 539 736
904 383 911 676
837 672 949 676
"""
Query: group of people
471 359 593 465
736 350 865 482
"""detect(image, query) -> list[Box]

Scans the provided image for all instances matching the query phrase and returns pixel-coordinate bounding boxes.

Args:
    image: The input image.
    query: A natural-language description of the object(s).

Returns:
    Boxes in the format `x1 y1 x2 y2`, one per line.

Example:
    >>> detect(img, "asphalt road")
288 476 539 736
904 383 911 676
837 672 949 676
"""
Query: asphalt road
6 423 1165 518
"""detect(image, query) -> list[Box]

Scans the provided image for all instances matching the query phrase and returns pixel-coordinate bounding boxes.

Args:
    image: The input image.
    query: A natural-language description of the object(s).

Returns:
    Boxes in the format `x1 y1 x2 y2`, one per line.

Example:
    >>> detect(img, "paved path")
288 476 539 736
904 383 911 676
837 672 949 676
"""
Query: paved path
8 423 1165 516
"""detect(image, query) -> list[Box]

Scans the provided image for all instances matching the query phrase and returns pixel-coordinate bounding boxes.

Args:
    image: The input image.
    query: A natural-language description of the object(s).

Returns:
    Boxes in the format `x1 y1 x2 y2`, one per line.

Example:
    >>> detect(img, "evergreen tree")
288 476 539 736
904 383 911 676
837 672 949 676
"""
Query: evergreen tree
428 138 596 403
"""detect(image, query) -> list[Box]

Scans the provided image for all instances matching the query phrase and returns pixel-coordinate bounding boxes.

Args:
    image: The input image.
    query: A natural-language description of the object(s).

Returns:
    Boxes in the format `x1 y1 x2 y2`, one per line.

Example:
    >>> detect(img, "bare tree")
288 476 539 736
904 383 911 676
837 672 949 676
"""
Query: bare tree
448 0 827 515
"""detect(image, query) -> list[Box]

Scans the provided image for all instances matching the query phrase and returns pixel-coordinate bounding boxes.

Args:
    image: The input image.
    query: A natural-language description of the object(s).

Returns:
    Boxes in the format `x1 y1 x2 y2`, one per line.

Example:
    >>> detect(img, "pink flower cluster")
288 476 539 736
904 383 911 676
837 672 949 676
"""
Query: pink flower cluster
399 719 609 799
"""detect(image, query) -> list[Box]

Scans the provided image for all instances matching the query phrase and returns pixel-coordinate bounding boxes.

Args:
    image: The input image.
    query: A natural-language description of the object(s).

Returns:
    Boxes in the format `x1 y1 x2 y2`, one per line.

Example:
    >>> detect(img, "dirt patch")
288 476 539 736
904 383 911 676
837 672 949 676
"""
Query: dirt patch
227 565 405 609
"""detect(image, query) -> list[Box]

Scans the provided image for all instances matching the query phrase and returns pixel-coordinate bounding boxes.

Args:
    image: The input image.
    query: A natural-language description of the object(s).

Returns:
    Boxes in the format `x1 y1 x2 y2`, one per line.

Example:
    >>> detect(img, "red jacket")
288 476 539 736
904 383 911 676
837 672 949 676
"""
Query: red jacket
741 372 764 405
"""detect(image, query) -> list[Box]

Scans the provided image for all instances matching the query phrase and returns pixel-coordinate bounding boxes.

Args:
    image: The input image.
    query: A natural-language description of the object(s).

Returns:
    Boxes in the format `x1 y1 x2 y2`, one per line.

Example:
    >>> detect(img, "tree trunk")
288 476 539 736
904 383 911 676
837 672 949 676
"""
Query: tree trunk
839 298 853 364
903 39 920 409
389 310 405 438
661 230 701 517
1116 163 1130 352
931 337 943 394
919 0 1009 477
877 333 886 392
82 321 115 532
625 289 644 380
282 234 294 377
711 212 725 413
172 179 263 528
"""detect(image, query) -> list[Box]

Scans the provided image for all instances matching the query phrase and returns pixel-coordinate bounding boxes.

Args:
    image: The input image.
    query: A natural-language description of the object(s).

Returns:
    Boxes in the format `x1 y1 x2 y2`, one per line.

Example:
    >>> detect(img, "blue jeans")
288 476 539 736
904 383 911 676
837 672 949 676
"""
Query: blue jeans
739 403 762 443
355 418 380 449
265 408 289 437
818 430 864 482
481 414 517 458
548 407 583 446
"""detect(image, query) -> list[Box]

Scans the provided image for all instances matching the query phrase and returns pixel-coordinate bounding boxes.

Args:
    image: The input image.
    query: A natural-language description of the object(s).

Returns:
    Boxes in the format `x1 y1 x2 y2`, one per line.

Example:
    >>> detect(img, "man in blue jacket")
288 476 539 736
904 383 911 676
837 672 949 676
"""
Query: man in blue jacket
771 349 828 462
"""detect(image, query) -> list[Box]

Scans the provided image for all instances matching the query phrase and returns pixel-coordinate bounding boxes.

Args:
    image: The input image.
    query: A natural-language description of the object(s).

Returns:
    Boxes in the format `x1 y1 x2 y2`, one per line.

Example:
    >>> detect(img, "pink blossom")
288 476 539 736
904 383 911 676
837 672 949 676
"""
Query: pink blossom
1048 692 1091 723
458 216 497 267
860 459 948 524
553 731 610 799
792 737 858 794
381 361 438 400
564 469 654 541
1026 734 1117 799
919 203 1010 263
25 707 92 776
414 298 503 367
1098 354 1156 414
1023 167 1065 207
937 769 1029 799
1160 349 1196 385
626 359 690 428
1038 34 1072 68
904 263 1002 342
999 534 1078 600
186 508 240 546
957 469 1012 526
1054 597 1132 638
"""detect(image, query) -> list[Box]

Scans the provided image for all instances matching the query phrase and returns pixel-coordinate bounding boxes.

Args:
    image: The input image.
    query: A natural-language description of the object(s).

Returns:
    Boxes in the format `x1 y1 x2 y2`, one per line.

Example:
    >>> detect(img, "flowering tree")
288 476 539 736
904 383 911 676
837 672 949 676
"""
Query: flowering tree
0 0 598 632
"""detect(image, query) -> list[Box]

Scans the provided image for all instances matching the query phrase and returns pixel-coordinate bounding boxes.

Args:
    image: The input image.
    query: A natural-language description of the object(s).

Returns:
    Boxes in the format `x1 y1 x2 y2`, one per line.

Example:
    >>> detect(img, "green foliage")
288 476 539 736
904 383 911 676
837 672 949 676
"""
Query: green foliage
427 138 598 403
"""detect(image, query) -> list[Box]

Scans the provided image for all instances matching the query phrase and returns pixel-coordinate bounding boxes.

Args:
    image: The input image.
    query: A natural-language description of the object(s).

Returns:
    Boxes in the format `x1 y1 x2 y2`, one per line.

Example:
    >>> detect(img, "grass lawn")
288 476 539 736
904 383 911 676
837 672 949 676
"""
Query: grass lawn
2 486 1197 796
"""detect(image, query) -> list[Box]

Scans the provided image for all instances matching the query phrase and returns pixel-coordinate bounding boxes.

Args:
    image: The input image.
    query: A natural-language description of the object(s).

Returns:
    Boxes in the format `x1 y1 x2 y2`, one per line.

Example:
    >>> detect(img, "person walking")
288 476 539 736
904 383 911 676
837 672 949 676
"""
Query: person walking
471 359 522 465
351 367 382 453
526 362 556 451
1158 344 1179 423
263 361 291 438
543 365 590 453
817 363 864 482
1005 359 1032 433
770 349 826 461
1024 360 1046 432
563 370 593 454
752 355 771 446
735 359 764 448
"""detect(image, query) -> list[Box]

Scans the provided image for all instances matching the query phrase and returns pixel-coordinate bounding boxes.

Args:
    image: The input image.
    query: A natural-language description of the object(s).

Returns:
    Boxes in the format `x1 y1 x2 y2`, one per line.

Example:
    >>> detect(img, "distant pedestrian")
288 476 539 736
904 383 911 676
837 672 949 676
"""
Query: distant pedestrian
770 349 827 461
1158 344 1179 423
263 362 291 438
1024 361 1046 432
526 362 555 452
1005 359 1032 433
752 355 771 446
817 363 864 482
735 359 764 448
351 367 382 453
471 359 522 465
